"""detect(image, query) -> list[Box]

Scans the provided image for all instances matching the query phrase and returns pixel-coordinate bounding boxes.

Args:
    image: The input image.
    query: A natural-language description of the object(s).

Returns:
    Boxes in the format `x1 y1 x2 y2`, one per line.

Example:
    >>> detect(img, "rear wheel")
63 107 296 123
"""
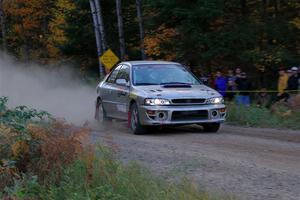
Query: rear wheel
129 103 147 135
95 98 112 123
101 104 112 123
201 123 221 133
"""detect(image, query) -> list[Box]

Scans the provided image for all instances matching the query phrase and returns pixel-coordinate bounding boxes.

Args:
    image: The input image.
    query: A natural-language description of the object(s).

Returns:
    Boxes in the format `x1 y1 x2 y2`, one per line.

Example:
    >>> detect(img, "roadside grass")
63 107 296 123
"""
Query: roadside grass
5 147 218 200
226 104 300 130
0 97 228 200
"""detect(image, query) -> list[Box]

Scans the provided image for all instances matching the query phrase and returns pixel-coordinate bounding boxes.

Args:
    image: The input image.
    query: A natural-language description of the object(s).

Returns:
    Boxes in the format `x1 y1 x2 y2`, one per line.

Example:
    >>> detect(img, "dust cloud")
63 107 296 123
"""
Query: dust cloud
0 53 98 125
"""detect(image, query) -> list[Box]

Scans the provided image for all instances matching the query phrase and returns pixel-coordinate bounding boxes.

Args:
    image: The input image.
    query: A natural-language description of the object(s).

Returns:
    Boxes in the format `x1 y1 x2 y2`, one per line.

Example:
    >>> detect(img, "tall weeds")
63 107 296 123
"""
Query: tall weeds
226 104 300 130
1 97 225 200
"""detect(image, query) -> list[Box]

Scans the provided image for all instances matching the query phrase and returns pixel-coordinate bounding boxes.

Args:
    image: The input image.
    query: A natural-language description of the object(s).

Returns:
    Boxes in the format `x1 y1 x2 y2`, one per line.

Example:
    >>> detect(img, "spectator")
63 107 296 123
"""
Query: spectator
209 72 216 88
286 67 299 95
226 69 236 101
199 73 209 85
277 68 289 101
235 67 242 78
214 71 227 97
286 69 292 78
255 88 271 108
235 72 251 106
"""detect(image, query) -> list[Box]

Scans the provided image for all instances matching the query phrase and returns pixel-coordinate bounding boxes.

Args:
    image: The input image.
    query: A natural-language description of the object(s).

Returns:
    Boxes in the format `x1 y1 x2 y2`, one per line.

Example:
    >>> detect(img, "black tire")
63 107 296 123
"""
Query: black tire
101 104 112 123
95 98 112 123
202 123 221 133
129 103 147 135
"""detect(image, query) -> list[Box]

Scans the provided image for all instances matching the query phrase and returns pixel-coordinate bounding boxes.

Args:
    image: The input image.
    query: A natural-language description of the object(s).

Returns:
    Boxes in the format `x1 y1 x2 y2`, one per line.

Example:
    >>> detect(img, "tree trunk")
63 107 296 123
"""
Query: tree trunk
23 41 30 62
274 0 280 18
240 0 247 17
261 0 267 47
89 0 105 77
20 23 30 62
262 0 267 19
116 0 125 61
136 0 146 60
95 0 107 51
0 0 7 53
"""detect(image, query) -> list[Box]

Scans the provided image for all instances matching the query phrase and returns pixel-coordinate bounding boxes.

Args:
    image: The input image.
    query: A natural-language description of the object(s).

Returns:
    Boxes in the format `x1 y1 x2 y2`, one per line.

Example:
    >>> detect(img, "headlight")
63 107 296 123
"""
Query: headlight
145 98 171 106
207 97 224 104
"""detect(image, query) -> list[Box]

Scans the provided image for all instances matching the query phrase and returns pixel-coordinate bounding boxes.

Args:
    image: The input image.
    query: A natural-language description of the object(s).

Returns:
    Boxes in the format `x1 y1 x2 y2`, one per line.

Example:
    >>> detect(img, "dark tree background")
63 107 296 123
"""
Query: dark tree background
0 0 299 88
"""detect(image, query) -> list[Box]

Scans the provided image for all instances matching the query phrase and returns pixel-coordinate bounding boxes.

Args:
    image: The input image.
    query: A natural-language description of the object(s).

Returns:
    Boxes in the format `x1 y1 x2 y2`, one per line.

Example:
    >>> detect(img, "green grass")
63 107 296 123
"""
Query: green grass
226 104 300 130
3 146 222 200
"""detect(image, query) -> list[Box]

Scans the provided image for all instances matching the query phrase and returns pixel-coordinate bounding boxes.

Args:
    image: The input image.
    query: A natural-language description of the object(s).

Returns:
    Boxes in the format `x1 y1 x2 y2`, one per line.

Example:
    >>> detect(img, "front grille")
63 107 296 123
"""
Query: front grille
172 98 206 104
171 110 208 121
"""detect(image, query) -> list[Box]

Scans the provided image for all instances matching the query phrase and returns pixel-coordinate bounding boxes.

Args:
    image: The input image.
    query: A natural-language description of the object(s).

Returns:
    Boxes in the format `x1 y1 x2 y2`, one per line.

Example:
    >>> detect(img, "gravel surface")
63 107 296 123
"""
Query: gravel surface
90 122 300 200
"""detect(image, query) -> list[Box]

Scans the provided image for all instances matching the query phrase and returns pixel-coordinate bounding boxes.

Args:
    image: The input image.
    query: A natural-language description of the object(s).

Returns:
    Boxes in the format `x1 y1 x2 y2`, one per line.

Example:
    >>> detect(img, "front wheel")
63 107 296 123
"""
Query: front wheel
129 103 147 135
201 123 221 133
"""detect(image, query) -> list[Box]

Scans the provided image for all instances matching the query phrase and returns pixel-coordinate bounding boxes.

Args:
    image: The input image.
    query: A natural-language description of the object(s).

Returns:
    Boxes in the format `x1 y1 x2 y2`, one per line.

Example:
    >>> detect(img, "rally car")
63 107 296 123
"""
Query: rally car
95 61 226 134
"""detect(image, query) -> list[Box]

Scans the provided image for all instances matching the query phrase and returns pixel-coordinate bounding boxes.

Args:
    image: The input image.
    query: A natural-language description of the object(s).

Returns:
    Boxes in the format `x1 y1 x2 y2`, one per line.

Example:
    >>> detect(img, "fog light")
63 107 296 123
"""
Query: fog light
158 112 165 119
212 110 218 117
157 111 167 121
146 110 156 116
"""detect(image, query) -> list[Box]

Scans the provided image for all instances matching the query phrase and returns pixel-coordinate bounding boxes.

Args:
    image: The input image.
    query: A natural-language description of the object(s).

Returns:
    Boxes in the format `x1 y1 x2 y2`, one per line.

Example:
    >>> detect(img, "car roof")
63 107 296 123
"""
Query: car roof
121 60 180 66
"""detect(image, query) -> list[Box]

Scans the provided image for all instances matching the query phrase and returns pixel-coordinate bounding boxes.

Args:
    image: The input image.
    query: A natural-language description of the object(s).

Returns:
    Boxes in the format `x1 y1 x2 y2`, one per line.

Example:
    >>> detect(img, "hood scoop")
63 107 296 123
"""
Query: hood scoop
161 83 192 88
150 89 163 93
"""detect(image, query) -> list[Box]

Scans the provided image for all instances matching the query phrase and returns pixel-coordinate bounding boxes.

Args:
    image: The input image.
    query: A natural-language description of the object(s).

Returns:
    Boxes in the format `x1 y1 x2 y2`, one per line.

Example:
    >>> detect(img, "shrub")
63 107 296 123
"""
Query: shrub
226 104 300 130
0 97 90 191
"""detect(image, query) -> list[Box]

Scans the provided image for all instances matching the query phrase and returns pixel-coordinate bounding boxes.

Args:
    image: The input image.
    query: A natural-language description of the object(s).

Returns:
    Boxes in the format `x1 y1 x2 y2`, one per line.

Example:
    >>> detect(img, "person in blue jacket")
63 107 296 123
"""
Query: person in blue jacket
214 71 227 97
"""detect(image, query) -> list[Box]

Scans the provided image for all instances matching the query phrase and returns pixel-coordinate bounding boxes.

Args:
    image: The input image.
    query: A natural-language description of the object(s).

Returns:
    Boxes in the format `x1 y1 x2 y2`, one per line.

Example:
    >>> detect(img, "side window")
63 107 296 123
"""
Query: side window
117 65 130 82
106 65 122 83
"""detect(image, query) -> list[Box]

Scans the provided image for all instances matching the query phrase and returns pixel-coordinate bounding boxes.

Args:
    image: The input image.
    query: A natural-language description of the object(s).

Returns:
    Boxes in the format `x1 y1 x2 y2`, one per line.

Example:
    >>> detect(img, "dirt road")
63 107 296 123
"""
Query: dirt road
91 122 300 200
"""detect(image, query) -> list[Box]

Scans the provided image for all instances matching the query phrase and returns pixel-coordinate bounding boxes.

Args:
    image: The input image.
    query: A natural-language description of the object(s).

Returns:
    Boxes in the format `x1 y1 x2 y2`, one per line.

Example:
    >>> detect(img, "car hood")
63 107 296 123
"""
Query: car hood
136 85 221 99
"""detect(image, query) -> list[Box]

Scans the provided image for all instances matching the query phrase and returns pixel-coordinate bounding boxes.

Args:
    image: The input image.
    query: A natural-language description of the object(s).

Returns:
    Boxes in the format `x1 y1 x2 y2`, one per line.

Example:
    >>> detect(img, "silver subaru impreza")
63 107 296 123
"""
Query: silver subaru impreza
95 61 226 134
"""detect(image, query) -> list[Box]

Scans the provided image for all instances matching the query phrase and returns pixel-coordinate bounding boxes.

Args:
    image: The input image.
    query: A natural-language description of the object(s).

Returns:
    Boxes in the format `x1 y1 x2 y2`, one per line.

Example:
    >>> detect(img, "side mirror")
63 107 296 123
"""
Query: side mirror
116 79 128 86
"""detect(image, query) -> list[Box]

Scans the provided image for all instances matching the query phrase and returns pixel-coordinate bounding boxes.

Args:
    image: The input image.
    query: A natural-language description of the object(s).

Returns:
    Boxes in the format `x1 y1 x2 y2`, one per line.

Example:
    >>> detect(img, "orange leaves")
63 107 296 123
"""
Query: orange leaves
27 123 48 140
3 0 53 60
144 24 178 60
1 118 91 185
47 0 75 58
34 120 91 179
5 0 49 33
11 140 29 158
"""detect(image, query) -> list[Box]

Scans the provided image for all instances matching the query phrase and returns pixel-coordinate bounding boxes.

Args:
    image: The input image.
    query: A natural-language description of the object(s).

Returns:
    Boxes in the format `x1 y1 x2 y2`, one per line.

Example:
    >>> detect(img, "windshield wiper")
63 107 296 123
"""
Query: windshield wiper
160 82 191 85
135 83 159 86
160 82 192 88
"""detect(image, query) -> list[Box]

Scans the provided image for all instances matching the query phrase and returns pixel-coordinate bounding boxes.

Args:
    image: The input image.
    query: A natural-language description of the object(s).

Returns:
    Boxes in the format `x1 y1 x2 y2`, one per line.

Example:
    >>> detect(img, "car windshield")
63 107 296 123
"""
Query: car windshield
132 64 201 86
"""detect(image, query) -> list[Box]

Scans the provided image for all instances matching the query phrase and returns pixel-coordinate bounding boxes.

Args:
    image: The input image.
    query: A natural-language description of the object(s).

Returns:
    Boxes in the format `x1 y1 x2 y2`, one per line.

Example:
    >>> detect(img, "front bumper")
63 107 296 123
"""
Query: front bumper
138 104 226 126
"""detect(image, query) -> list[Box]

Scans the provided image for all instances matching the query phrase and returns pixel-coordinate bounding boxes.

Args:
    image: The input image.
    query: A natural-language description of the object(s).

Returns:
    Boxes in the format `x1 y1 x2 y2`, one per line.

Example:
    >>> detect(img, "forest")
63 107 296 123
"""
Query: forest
0 0 300 87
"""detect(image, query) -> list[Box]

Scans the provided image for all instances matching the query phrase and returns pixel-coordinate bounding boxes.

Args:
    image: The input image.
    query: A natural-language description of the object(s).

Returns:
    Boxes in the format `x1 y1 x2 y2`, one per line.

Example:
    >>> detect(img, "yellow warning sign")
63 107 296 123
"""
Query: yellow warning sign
100 49 120 70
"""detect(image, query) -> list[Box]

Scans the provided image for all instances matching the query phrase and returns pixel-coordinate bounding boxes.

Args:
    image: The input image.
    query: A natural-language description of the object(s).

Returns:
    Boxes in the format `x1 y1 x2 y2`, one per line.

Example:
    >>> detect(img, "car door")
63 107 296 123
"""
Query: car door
114 64 131 119
101 65 122 118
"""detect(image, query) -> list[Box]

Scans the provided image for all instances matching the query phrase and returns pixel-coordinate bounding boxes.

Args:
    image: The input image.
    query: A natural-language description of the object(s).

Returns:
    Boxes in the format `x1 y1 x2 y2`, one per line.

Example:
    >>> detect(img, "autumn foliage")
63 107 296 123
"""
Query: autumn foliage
1 0 299 80
144 24 178 61
0 97 90 190
0 97 216 200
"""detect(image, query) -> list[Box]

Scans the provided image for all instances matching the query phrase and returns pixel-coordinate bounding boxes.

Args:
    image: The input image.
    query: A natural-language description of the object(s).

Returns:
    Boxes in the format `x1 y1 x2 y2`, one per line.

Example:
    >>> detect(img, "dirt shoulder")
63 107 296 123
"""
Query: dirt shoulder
222 124 300 143
90 122 300 200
